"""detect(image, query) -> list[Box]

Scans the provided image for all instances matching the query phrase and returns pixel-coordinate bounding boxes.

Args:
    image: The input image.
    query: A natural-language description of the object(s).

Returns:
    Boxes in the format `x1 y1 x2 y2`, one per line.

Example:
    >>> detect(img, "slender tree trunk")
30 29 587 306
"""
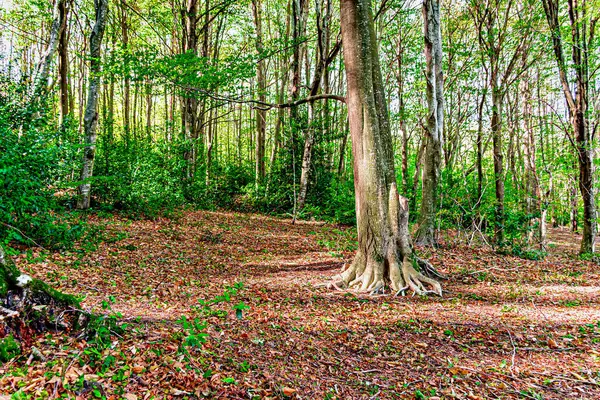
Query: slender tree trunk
146 80 152 140
252 0 267 185
491 76 505 245
58 0 70 124
270 58 287 170
416 0 444 245
120 1 131 145
542 0 596 253
522 77 543 248
77 0 109 210
30 0 67 101
297 102 316 211
182 0 199 179
337 117 349 176
571 177 578 232
297 0 337 211
476 85 486 208
396 35 409 193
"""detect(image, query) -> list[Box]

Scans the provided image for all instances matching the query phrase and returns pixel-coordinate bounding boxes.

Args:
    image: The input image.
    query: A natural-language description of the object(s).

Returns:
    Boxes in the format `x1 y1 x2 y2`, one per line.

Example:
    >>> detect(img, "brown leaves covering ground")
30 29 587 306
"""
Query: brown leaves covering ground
1 210 600 399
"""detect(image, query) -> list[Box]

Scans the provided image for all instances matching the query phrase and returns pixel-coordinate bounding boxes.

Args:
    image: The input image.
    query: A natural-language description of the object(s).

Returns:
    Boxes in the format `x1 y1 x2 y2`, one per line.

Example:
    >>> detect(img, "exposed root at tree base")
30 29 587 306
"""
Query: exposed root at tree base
416 256 447 280
397 257 442 296
327 256 442 297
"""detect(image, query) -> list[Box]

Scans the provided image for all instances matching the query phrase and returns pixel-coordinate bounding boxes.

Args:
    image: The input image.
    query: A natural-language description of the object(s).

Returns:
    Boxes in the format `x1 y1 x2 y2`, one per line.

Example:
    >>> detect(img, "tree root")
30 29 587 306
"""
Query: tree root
397 257 442 296
326 255 442 297
415 256 447 280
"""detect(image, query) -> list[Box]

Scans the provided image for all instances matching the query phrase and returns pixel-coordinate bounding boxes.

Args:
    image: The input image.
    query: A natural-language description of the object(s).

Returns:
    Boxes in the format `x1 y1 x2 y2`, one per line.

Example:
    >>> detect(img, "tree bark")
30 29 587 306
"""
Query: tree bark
415 0 444 246
252 0 267 185
58 0 70 125
1 244 81 343
120 1 131 145
471 0 533 247
297 0 338 212
542 0 596 254
491 77 505 245
30 0 67 101
331 0 441 295
182 0 200 180
77 0 109 210
521 76 544 249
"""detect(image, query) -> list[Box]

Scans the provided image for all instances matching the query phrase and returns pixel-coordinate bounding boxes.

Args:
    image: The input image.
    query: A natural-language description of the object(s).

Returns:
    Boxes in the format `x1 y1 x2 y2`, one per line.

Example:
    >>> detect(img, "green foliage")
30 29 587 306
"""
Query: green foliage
0 79 84 248
178 282 247 354
510 245 547 261
94 140 187 218
84 296 127 366
0 334 21 362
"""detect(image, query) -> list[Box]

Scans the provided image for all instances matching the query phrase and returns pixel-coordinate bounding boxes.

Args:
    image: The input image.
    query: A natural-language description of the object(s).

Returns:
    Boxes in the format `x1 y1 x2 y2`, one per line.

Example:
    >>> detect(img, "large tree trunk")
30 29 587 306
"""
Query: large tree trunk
415 0 444 246
77 0 109 210
331 0 441 296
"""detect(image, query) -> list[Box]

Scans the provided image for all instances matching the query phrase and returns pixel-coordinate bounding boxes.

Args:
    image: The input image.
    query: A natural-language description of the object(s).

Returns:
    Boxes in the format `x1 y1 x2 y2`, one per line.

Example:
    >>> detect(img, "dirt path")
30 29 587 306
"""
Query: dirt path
2 211 599 399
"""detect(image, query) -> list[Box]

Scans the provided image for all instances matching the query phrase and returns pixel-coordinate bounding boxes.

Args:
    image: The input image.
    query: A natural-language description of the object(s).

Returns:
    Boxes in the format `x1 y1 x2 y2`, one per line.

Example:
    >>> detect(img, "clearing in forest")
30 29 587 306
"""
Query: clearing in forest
1 210 599 399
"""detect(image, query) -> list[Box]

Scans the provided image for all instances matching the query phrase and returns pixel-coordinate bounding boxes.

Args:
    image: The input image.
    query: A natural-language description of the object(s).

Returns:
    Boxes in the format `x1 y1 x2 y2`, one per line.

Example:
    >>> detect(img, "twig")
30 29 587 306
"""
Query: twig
529 371 600 387
351 369 382 374
517 346 575 352
468 266 519 275
0 222 46 249
507 329 516 377
79 283 101 292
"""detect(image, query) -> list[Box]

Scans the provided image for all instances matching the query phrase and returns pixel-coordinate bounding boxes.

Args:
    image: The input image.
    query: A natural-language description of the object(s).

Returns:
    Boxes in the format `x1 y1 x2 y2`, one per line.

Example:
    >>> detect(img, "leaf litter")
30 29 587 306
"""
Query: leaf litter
1 210 599 399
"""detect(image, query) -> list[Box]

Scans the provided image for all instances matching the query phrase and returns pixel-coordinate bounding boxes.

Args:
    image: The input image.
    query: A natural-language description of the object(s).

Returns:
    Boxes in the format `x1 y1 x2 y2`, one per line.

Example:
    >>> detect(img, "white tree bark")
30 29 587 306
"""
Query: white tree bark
77 0 109 209
30 0 67 101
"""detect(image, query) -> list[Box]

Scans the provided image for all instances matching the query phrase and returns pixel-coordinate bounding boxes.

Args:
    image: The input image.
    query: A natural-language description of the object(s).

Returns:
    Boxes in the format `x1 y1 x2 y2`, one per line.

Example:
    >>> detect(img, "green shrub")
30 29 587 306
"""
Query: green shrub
0 79 84 248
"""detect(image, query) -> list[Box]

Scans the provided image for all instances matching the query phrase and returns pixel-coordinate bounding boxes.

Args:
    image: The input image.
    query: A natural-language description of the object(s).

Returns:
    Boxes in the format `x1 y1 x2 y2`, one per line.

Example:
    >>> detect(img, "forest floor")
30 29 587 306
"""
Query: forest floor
1 210 599 399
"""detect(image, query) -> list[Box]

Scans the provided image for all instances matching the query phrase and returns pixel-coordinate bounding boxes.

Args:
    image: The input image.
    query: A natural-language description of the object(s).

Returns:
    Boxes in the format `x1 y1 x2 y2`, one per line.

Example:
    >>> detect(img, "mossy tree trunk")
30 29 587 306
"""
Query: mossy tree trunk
0 245 81 344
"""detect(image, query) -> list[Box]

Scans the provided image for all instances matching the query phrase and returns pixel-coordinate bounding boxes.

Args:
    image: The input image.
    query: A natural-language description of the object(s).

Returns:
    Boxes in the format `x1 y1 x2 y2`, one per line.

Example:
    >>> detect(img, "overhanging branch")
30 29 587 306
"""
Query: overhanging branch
194 89 346 110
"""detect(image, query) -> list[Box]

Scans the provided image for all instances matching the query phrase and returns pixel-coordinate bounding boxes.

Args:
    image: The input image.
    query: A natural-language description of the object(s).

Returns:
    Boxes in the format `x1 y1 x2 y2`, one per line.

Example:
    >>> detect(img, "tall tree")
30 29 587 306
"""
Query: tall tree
120 0 131 143
182 0 199 179
297 0 338 212
57 0 70 124
30 0 68 101
252 0 267 184
331 0 441 295
415 0 444 245
77 0 109 209
542 0 597 254
470 0 533 245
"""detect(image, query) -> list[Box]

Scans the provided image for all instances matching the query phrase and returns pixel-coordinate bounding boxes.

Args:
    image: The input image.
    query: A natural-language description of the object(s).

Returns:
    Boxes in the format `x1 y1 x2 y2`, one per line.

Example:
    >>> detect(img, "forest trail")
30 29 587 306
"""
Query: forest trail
2 210 599 399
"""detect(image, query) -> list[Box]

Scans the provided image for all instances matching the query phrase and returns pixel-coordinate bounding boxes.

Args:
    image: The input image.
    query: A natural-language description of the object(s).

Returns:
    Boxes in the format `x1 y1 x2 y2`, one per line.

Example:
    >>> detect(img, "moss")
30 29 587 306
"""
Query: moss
27 278 81 308
1 244 81 308
0 246 21 297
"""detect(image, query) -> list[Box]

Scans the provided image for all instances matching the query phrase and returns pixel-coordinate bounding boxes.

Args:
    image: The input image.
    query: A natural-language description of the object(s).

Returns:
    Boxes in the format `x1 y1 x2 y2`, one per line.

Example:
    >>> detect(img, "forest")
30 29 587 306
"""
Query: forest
0 0 599 398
